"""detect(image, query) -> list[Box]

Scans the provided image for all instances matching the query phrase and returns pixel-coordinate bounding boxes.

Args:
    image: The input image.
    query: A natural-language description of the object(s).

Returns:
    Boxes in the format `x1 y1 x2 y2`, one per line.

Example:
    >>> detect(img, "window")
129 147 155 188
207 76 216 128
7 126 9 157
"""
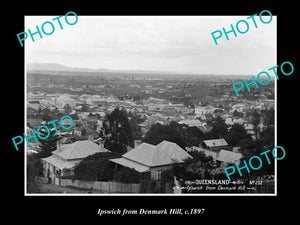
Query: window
157 170 162 180
54 169 61 177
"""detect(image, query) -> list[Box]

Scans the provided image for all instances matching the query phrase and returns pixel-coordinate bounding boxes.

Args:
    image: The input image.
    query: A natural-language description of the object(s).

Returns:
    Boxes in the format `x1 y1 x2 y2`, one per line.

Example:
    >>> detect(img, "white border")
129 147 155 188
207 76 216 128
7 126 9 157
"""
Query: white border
24 15 277 197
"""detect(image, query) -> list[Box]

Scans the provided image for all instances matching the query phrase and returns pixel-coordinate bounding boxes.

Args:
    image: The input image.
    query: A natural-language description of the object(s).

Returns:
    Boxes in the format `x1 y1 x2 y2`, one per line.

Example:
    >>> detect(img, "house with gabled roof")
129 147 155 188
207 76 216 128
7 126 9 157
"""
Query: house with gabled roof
216 150 242 168
189 146 242 171
110 140 192 180
42 140 110 184
201 138 229 151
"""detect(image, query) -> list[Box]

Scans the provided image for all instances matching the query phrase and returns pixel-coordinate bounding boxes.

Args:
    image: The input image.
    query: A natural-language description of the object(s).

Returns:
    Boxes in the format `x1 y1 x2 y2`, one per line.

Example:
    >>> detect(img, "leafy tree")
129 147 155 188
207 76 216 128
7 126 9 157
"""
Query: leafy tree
128 112 145 140
36 129 62 158
226 123 252 146
143 121 205 148
238 138 256 160
143 122 186 148
261 108 274 128
161 151 214 182
38 107 42 115
184 126 205 147
69 113 79 120
184 151 214 178
208 116 228 139
42 108 51 115
63 104 72 115
42 114 52 122
42 108 52 122
74 152 121 181
129 120 142 140
27 154 44 180
132 95 141 102
27 154 43 193
238 138 275 178
82 104 90 112
140 179 160 193
113 167 140 183
260 126 274 149
204 113 214 123
27 122 33 128
102 107 134 153
233 109 243 118
250 109 261 140
52 107 59 117
259 108 274 149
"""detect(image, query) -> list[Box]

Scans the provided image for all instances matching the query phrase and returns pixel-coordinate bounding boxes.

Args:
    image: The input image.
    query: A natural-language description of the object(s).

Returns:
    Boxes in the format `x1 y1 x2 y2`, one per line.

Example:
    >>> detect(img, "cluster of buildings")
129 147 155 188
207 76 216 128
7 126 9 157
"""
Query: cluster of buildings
27 89 274 152
41 136 242 186
27 84 274 191
27 89 274 138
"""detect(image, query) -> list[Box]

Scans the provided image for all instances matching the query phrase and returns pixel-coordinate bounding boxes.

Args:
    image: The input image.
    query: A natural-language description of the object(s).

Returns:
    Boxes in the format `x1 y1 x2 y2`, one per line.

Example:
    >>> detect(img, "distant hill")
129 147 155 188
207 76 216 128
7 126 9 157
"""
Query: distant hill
27 63 105 73
27 63 190 75
26 63 250 79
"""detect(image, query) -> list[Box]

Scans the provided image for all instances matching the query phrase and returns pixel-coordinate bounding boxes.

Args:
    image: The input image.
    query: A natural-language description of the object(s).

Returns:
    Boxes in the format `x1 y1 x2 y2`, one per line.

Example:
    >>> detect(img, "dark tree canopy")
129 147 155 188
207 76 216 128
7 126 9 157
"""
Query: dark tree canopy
113 167 141 183
143 122 185 148
102 107 134 153
161 150 214 181
74 152 140 183
143 121 205 149
208 116 228 139
74 152 121 181
226 123 252 146
250 109 261 140
128 111 145 140
27 154 44 193
63 104 72 115
36 129 62 158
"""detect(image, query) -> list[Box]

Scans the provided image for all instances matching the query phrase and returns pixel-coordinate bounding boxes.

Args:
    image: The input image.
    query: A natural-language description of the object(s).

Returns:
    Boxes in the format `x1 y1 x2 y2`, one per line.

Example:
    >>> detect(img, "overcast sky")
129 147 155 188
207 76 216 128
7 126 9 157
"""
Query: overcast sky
25 15 276 75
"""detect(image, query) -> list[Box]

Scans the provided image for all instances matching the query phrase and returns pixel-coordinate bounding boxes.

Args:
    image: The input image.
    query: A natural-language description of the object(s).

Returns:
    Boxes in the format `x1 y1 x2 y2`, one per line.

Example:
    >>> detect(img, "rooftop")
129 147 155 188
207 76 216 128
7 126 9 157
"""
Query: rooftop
52 140 110 160
202 138 228 148
110 140 192 172
216 150 242 164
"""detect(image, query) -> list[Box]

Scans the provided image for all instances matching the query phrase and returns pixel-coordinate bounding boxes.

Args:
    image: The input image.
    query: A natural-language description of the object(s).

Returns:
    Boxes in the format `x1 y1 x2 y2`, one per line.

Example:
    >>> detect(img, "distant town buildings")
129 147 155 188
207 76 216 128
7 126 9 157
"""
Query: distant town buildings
26 72 275 193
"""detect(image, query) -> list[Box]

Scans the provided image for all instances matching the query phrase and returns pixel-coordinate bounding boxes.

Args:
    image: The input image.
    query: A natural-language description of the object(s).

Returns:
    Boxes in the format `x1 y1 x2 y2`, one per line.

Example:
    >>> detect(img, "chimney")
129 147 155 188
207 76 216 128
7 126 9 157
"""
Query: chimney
126 145 133 152
57 141 62 152
98 139 105 149
134 140 142 148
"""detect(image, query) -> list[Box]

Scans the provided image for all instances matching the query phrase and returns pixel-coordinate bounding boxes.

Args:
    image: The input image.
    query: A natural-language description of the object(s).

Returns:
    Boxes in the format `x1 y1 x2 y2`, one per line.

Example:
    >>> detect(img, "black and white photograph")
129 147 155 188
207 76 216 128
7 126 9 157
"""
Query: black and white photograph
24 15 277 195
10 5 298 220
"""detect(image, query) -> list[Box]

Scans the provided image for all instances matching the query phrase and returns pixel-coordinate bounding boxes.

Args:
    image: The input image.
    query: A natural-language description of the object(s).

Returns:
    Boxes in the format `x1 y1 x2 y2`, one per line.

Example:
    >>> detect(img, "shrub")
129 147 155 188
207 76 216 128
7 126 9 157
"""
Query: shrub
27 154 44 193
140 179 159 193
74 152 121 181
113 167 140 183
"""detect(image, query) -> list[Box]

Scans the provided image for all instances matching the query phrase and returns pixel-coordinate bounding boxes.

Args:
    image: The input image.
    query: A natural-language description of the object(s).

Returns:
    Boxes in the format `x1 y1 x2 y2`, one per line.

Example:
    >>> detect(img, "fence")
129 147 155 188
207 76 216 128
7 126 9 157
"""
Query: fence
59 178 140 193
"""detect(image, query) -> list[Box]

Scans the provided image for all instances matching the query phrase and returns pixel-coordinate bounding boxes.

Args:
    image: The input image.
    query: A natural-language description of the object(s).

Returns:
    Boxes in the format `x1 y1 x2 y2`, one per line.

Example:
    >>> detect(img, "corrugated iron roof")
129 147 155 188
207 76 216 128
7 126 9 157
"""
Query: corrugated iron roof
42 155 77 170
109 158 150 173
52 140 110 160
203 138 228 148
154 141 192 166
122 143 156 167
121 141 192 168
216 150 242 164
